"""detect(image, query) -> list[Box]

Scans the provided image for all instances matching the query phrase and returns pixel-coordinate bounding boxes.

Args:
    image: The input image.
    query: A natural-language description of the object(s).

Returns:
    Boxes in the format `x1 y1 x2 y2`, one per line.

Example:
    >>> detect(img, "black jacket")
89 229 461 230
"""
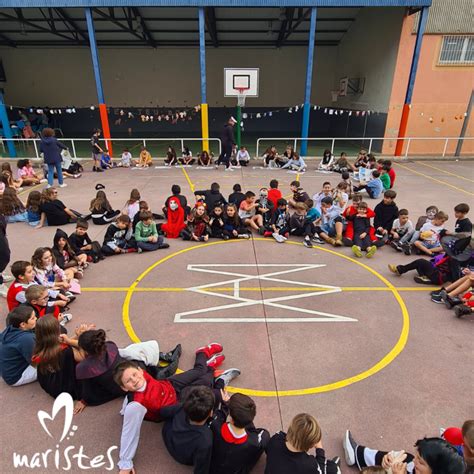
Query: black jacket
194 190 227 211
221 123 235 147
374 201 399 231
161 404 213 474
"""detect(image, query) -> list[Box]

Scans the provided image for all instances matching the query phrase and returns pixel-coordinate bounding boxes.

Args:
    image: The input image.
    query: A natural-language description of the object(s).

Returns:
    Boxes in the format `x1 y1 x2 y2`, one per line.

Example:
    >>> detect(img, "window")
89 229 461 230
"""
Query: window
438 35 474 65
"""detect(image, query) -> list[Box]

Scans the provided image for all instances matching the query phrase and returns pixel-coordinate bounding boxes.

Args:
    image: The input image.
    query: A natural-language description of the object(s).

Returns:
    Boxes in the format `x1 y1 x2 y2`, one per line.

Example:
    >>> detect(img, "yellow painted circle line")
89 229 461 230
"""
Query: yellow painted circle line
122 238 410 397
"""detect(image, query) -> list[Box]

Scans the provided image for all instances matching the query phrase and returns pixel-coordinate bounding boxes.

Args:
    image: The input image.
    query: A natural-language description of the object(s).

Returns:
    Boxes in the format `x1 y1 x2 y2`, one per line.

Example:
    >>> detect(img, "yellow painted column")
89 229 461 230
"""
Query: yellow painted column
201 103 209 152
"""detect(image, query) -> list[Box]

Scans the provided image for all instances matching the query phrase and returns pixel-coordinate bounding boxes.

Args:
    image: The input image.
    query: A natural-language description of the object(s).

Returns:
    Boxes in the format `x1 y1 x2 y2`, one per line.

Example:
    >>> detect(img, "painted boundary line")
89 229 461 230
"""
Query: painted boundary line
417 161 474 184
396 162 474 196
120 238 411 397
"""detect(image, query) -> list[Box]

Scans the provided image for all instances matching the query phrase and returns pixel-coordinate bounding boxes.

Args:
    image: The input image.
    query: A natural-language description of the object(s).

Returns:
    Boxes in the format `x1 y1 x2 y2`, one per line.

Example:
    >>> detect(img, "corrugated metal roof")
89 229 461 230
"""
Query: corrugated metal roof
0 1 432 7
413 0 473 34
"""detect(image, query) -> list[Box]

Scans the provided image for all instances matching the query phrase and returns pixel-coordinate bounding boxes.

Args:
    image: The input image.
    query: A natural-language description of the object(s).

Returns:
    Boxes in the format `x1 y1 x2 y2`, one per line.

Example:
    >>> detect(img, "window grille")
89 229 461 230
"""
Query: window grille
438 35 474 65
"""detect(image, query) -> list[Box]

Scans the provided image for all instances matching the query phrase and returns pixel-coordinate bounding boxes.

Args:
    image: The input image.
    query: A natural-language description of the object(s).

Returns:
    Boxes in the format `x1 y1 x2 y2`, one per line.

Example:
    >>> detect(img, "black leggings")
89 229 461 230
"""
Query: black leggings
217 144 233 169
397 258 440 284
92 210 120 225
0 235 11 285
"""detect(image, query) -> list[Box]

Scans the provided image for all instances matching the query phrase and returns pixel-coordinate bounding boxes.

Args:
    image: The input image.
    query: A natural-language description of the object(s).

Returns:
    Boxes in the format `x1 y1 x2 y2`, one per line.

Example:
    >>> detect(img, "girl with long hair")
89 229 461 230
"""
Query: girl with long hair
0 187 28 223
16 159 46 186
52 229 88 280
37 187 84 228
90 190 120 225
181 203 210 241
124 188 141 221
32 247 71 291
26 190 42 226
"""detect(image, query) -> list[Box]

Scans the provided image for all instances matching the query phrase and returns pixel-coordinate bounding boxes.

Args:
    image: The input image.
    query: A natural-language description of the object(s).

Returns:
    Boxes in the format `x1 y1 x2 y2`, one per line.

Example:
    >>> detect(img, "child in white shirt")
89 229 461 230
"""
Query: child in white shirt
120 148 132 168
390 209 414 251
236 146 250 167
413 211 448 255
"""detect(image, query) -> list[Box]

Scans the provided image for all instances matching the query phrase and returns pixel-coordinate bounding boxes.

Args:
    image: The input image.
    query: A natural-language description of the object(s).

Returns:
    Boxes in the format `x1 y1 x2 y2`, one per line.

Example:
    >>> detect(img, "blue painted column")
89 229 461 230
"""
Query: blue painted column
300 7 317 157
0 91 16 158
85 7 113 156
395 6 429 156
198 7 209 152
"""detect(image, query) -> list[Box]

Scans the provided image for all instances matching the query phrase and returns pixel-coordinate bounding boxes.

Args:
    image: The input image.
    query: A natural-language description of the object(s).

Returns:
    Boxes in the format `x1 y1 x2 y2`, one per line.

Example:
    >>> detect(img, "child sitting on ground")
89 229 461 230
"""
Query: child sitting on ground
69 220 104 263
312 182 333 212
0 305 37 386
401 205 439 255
384 159 396 188
353 170 384 199
100 150 113 170
209 392 270 473
137 146 152 168
194 183 227 212
161 197 186 238
333 182 349 211
315 197 344 247
182 203 211 242
120 148 132 168
102 214 137 255
17 159 45 186
341 171 354 198
52 228 88 280
113 343 240 473
26 190 42 227
271 198 290 243
0 187 28 223
236 146 250 166
223 204 249 240
134 210 169 252
256 188 274 235
209 205 226 239
7 260 70 311
450 203 472 235
380 166 391 190
268 179 282 209
25 284 72 328
228 183 245 209
389 209 414 252
281 153 306 172
318 149 334 171
32 247 72 292
333 152 350 174
163 184 189 217
347 202 377 258
239 191 264 233
124 189 141 221
198 150 213 167
290 202 314 248
413 211 448 256
90 189 121 225
265 413 340 474
374 190 399 242
289 181 310 209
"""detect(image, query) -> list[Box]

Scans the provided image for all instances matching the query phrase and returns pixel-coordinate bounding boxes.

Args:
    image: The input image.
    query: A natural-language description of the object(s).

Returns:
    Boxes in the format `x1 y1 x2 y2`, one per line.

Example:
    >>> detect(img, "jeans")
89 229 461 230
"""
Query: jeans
47 161 64 186
7 212 29 223
137 237 164 252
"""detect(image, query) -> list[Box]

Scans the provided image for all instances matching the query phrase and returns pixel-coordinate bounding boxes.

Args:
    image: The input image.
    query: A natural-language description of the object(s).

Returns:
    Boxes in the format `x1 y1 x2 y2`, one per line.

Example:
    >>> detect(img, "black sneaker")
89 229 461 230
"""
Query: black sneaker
455 305 472 318
303 237 313 248
444 295 462 309
414 275 432 284
431 294 444 304
430 288 445 297
390 241 402 252
402 243 412 255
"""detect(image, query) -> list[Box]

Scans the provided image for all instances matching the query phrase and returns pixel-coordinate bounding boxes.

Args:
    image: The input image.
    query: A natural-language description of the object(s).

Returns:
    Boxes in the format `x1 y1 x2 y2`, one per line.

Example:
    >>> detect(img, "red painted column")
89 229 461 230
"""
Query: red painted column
98 103 113 156
395 104 410 156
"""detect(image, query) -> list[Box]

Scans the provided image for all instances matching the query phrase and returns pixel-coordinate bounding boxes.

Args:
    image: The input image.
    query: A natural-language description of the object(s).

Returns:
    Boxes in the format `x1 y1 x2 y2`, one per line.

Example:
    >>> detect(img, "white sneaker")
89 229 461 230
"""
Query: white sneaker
238 233 250 239
2 272 14 282
46 184 52 189
224 167 234 172
0 283 9 298
39 178 48 183
59 313 73 327
59 183 68 188
272 232 285 243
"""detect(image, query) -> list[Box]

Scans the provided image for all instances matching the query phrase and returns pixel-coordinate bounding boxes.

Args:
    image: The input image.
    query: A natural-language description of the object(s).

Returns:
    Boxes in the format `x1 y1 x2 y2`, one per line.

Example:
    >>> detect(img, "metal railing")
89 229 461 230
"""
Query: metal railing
0 137 222 159
256 136 474 158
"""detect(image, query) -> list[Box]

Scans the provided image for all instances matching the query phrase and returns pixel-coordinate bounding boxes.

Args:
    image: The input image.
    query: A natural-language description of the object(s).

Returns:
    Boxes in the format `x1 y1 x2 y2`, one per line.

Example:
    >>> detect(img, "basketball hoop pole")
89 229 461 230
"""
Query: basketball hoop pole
235 88 247 148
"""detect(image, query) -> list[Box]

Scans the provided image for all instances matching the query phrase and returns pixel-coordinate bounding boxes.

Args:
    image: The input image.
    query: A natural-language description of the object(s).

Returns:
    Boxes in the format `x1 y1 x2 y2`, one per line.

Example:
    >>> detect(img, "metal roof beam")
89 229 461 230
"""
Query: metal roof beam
284 7 312 41
204 7 218 47
91 7 144 42
0 32 17 48
55 7 89 42
131 6 157 48
276 7 294 47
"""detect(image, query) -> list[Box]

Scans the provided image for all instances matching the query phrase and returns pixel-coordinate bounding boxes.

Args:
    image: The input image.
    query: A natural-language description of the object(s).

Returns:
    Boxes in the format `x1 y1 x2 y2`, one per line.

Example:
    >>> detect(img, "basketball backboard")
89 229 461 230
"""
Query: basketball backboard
224 68 259 97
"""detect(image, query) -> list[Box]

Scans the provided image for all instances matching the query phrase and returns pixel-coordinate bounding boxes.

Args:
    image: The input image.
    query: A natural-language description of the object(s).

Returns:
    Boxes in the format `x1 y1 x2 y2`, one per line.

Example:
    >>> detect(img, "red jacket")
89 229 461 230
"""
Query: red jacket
130 371 177 421
6 281 26 311
343 206 377 241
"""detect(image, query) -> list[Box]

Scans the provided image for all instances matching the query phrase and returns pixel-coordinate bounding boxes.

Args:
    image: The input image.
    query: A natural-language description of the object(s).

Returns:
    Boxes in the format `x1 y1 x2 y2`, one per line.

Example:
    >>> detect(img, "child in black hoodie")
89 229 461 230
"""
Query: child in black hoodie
195 182 227 212
101 214 137 256
209 205 226 239
52 228 88 279
373 190 399 243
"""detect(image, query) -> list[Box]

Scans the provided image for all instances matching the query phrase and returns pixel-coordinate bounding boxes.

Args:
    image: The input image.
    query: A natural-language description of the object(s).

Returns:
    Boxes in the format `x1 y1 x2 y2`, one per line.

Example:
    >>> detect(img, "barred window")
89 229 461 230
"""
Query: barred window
438 35 474 65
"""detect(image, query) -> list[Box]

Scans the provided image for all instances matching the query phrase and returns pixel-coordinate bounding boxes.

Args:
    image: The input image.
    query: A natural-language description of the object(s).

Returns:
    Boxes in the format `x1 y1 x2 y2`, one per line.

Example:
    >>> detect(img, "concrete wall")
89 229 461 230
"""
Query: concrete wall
333 7 405 112
0 46 336 108
383 14 474 155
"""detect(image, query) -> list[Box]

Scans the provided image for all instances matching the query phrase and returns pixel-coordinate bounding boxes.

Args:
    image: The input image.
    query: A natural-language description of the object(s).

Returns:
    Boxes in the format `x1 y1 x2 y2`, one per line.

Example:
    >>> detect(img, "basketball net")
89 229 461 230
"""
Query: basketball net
236 88 249 107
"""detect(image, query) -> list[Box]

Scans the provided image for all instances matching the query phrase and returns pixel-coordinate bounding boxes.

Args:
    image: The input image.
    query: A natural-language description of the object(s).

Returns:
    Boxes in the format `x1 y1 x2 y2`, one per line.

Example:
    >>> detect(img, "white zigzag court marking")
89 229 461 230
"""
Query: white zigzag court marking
174 264 358 324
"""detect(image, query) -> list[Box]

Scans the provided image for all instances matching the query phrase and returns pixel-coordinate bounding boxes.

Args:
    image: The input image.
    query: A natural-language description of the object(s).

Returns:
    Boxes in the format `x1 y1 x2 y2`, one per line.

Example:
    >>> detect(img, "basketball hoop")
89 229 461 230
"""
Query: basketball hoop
236 87 249 107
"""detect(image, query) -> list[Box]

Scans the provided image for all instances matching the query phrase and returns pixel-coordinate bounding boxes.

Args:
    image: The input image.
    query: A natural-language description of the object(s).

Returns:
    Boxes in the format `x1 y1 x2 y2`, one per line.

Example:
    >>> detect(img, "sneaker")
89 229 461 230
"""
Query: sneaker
303 237 313 248
431 293 444 304
388 264 401 275
158 243 170 249
224 167 234 172
137 247 143 253
343 430 357 467
258 227 266 235
352 245 363 258
455 305 472 318
1 272 14 282
59 183 68 188
0 283 9 298
73 174 82 179
272 232 285 243
215 368 241 386
39 178 48 183
312 236 324 244
402 243 412 256
430 288 445 298
207 354 225 369
64 291 74 298
366 245 377 258
238 234 250 239
59 313 73 327
334 239 343 247
325 237 336 246
263 231 273 238
196 342 223 358
390 241 402 252
443 295 462 309
414 275 432 284
331 457 341 474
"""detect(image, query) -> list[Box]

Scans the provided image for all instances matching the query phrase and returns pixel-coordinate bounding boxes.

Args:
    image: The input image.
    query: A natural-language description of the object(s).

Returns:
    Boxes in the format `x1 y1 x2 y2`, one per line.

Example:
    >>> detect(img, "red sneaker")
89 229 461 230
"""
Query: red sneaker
196 342 223 358
207 354 225 369
263 231 273 238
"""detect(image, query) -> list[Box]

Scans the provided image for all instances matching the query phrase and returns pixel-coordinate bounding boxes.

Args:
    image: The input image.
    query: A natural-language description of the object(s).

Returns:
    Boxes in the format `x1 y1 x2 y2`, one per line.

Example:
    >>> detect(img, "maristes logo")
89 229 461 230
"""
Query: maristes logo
13 393 117 470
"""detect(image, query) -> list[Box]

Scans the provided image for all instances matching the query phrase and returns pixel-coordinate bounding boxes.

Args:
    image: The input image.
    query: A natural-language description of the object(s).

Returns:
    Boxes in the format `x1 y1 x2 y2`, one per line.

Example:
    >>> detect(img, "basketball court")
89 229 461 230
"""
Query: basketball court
0 158 472 473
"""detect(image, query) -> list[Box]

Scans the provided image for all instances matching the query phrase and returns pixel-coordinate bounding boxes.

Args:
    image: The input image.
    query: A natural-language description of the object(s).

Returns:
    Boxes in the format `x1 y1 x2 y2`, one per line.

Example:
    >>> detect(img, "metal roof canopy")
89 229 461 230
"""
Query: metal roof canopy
0 1 432 7
0 2 430 48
